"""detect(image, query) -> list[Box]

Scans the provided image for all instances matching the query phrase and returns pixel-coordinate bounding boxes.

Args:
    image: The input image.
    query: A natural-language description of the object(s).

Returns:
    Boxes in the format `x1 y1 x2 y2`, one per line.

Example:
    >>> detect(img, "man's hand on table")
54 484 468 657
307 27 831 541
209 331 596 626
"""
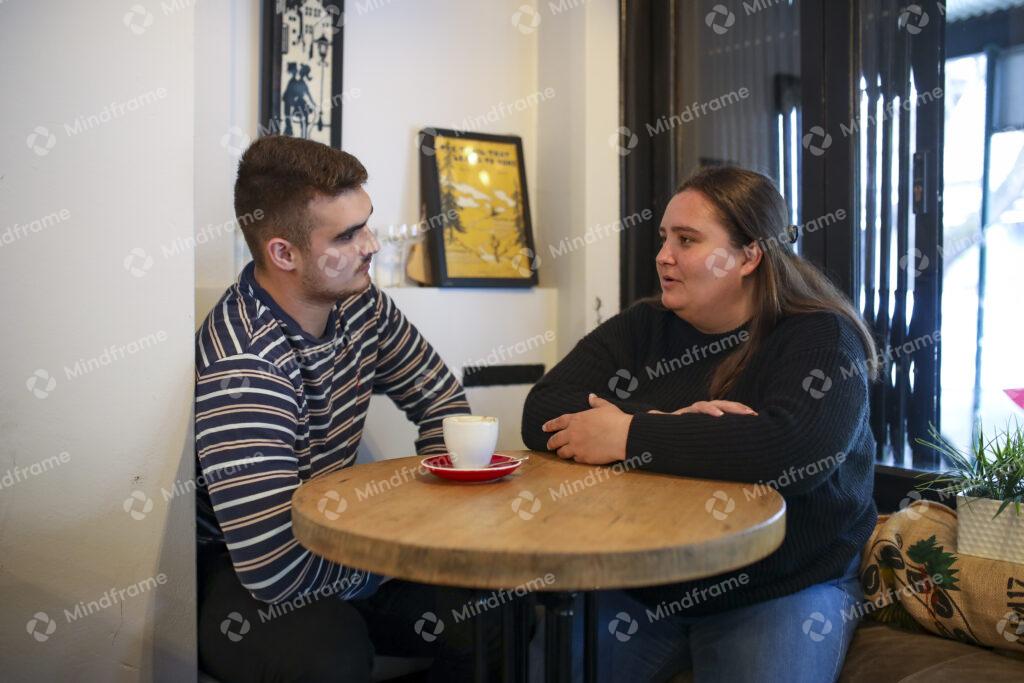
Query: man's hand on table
542 394 632 465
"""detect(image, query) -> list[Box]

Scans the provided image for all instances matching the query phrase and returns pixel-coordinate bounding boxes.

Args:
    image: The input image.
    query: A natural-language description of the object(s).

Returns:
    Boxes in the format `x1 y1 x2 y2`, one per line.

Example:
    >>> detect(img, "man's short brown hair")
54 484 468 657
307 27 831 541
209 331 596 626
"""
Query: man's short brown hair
234 135 368 265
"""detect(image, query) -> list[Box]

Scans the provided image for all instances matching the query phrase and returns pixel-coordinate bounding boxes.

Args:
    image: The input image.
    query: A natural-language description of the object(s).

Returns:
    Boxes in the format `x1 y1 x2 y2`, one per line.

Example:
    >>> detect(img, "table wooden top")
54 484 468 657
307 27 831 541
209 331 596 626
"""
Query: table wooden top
292 450 786 591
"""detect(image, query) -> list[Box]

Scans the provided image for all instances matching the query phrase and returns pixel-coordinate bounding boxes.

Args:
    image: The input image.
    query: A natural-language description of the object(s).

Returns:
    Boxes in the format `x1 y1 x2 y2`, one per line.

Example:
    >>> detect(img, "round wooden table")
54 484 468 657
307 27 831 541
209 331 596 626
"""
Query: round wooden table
292 450 786 681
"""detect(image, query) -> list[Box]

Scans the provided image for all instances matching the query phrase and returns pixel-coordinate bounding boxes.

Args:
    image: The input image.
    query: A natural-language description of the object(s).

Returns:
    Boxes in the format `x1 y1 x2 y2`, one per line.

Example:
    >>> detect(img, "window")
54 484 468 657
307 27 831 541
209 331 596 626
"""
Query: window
941 46 1024 452
621 0 1024 485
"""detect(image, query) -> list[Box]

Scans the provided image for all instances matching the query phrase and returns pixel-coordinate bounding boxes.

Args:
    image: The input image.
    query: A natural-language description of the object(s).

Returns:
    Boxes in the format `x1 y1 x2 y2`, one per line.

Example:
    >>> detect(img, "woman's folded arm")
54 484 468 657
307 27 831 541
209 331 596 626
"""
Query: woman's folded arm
626 345 869 495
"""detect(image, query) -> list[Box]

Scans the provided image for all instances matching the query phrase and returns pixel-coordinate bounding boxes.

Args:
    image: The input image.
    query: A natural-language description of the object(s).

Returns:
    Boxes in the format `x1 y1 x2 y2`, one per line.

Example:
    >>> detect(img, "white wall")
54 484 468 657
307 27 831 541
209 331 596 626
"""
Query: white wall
0 1 196 681
357 287 559 461
536 0 621 353
195 0 261 293
343 0 540 246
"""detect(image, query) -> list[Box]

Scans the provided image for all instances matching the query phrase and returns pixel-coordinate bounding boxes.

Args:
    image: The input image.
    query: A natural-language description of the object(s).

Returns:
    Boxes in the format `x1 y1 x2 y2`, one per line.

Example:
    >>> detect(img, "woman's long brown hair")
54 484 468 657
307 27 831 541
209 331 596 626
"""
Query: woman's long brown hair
661 166 878 398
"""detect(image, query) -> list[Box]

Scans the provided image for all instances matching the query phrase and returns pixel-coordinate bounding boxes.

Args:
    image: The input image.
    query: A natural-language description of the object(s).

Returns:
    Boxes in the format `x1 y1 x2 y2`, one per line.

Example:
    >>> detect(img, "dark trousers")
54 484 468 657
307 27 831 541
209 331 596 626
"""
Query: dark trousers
198 552 501 683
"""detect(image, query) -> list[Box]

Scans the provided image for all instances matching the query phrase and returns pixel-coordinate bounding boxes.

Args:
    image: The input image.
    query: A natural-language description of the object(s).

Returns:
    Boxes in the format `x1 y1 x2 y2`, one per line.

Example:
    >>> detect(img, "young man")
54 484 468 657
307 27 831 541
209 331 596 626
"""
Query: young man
195 135 488 681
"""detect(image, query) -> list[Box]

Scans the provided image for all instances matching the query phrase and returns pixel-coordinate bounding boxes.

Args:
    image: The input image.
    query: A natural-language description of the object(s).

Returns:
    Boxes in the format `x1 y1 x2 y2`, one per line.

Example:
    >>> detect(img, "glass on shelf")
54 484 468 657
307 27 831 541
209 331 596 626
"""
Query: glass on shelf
372 223 424 288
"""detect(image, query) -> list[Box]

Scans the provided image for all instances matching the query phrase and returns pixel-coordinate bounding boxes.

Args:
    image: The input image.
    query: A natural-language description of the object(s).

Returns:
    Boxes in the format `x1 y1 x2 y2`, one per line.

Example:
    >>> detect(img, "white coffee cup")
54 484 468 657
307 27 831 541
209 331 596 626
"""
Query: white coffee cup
442 415 499 469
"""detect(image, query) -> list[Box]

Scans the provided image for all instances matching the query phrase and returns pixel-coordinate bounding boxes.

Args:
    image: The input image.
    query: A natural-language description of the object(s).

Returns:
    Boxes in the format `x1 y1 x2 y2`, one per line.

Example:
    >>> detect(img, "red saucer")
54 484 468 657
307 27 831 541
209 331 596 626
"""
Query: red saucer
422 454 525 482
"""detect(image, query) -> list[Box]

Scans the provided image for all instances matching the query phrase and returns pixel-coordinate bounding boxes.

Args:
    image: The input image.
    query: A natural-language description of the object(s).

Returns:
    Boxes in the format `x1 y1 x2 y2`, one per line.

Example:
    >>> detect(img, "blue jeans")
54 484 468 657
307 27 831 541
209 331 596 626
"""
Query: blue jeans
534 554 863 682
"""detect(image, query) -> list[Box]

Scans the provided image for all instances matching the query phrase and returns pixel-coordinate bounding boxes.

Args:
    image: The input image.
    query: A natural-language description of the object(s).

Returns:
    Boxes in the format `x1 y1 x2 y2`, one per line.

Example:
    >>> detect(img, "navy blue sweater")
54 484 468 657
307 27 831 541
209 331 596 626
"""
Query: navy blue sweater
522 301 877 615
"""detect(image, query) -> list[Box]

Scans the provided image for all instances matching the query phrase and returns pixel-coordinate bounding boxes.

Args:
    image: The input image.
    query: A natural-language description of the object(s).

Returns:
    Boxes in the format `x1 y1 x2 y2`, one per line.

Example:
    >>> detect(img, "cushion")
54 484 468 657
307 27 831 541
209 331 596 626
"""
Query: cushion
860 499 1024 653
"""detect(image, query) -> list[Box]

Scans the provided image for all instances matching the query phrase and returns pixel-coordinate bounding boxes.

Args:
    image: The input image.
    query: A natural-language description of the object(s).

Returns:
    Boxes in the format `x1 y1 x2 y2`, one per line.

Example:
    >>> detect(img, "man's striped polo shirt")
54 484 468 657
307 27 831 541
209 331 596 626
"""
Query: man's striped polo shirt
194 261 468 604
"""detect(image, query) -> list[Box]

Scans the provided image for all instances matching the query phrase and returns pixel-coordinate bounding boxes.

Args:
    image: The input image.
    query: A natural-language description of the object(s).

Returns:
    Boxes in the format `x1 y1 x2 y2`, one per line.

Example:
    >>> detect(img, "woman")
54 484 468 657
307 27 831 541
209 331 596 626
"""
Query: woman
521 166 878 682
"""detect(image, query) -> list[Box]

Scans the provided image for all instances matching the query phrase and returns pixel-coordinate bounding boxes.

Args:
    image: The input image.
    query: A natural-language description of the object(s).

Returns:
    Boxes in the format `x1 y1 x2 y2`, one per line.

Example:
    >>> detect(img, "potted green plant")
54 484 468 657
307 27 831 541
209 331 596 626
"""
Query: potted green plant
916 420 1024 564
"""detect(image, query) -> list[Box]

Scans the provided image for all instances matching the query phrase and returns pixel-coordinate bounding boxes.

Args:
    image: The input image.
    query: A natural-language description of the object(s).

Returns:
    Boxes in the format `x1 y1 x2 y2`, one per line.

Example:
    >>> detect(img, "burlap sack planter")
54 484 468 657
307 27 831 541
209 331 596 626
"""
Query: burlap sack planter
957 494 1024 564
861 499 1024 652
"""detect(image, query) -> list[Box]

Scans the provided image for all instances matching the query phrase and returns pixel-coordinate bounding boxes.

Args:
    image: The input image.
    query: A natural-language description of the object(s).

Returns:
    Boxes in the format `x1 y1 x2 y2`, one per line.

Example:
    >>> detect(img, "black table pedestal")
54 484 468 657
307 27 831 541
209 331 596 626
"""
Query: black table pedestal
475 590 600 682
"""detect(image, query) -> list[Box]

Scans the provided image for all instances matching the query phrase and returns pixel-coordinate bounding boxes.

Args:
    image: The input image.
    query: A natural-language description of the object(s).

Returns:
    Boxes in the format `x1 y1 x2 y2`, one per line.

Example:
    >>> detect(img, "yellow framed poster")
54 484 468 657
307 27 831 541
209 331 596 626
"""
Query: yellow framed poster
419 128 538 287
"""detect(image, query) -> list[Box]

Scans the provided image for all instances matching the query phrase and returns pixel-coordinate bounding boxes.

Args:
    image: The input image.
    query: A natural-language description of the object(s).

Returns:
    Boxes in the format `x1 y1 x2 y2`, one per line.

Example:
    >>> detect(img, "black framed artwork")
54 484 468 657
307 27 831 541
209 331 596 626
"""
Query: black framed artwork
260 0 344 148
418 128 539 288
